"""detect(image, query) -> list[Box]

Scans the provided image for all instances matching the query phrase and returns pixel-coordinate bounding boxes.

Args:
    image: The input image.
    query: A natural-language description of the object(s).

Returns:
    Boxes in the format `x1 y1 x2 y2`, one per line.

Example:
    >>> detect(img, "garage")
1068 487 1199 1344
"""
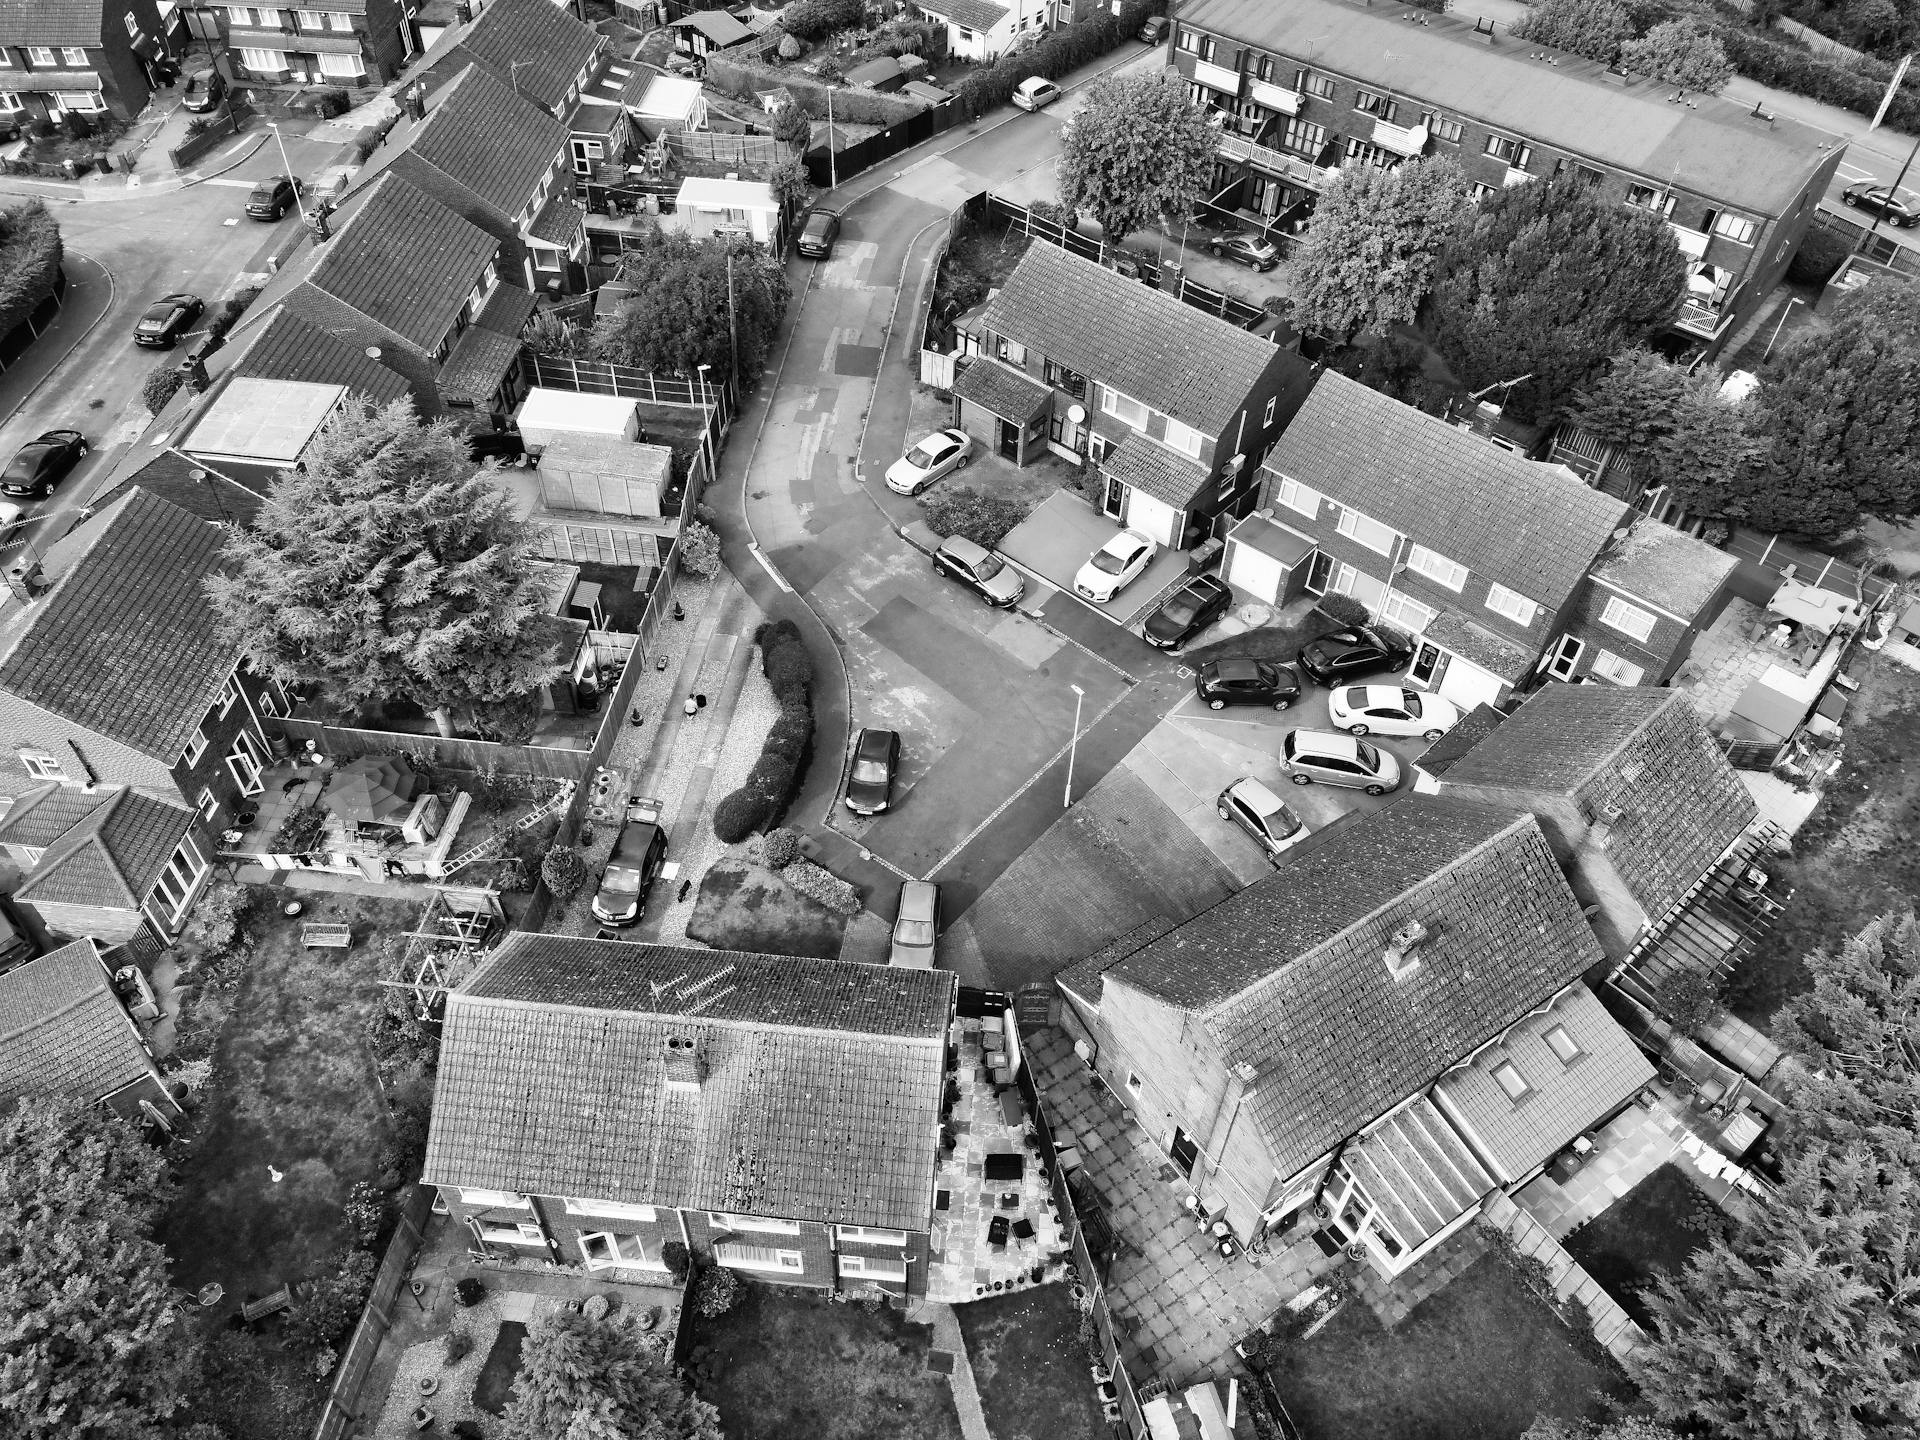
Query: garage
1224 512 1314 605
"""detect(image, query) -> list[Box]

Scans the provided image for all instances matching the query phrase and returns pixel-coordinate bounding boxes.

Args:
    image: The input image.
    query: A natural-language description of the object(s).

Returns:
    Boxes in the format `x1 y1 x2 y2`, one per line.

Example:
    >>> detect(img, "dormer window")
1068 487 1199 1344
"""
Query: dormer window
1492 1061 1532 1101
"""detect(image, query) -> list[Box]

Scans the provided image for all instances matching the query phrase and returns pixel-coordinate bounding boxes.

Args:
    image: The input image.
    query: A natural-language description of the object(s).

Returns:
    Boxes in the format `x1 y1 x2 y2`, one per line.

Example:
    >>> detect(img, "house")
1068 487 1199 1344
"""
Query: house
216 0 409 87
205 305 418 414
960 242 1316 549
913 0 1055 62
4 786 207 946
1231 373 1735 707
667 175 783 251
0 0 170 127
1171 0 1843 355
1056 795 1653 1275
667 8 758 61
423 936 956 1297
0 938 183 1124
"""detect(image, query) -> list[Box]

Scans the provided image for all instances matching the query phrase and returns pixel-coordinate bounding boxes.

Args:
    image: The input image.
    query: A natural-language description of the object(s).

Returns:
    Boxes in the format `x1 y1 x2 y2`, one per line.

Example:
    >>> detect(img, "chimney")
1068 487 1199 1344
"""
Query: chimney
308 205 331 242
664 1034 705 1092
177 353 210 395
1585 800 1625 850
1384 919 1429 980
5 560 47 604
404 83 427 122
454 0 472 22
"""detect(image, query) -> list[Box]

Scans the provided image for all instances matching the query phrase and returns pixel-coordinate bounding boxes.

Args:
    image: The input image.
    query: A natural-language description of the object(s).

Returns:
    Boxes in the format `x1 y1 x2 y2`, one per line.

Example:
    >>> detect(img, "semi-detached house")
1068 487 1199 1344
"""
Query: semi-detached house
0 0 170 127
218 0 410 88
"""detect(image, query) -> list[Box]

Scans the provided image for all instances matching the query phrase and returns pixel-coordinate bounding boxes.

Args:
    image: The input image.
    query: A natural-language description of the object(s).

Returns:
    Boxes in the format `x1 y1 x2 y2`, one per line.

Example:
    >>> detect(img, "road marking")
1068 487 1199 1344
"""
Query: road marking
202 177 255 188
747 542 793 593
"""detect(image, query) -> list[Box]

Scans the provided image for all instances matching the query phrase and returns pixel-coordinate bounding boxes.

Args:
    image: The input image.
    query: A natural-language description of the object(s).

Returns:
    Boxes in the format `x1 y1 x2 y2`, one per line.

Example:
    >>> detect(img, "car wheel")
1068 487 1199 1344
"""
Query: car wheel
1208 698 1225 710
1364 783 1387 796
1217 805 1231 820
1290 773 1312 786
956 455 969 469
1273 698 1290 712
1347 723 1369 736
1423 728 1444 742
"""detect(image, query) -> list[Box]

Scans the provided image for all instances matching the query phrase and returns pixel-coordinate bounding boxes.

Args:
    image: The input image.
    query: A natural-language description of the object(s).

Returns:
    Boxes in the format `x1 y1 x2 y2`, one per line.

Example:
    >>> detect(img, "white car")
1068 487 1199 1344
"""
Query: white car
1073 530 1156 604
885 427 973 496
1327 684 1462 742
1013 76 1063 112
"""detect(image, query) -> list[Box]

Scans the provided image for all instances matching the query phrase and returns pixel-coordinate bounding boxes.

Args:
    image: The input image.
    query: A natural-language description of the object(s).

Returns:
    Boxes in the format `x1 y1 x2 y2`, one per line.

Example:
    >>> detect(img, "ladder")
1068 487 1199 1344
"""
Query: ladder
442 780 576 875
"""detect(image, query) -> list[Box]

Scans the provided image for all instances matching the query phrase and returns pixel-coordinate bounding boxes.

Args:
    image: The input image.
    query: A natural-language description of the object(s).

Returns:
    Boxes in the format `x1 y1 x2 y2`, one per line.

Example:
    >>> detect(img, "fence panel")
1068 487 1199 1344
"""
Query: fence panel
668 131 786 169
312 1184 438 1440
269 718 598 782
524 352 736 428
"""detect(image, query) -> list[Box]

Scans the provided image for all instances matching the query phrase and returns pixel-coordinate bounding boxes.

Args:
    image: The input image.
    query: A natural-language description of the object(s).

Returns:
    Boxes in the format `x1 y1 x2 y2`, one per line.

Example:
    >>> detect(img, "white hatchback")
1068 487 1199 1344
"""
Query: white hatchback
1327 685 1462 742
1073 530 1156 604
1013 76 1063 111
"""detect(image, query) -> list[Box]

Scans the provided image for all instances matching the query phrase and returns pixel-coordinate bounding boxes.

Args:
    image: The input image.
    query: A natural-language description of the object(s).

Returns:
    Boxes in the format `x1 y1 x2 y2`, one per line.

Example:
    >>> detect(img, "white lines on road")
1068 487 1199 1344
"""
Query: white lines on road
747 543 793 593
201 177 257 189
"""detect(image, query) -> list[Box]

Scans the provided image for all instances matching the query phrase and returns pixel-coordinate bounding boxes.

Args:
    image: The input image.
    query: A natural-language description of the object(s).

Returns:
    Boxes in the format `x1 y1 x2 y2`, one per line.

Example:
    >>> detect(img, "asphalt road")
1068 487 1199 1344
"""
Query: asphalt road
1822 148 1920 254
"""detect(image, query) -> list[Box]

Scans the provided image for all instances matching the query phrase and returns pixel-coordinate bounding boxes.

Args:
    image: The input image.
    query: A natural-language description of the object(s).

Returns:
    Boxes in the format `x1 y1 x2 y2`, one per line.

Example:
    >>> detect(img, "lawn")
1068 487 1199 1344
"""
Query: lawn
955 1286 1105 1440
1563 1164 1727 1329
1259 1253 1633 1440
1183 603 1343 669
684 1287 964 1440
1725 661 1920 1028
688 856 851 958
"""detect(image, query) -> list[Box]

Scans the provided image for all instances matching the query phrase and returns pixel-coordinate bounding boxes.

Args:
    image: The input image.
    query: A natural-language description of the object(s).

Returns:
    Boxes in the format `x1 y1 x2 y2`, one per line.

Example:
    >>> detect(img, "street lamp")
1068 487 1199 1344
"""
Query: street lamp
267 121 308 225
1762 296 1804 362
1064 684 1085 810
696 363 712 408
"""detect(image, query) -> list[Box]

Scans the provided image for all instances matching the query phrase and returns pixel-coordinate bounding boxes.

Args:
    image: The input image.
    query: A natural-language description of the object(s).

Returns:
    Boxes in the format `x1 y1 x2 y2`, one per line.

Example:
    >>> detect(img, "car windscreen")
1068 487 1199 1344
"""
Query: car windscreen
895 919 935 946
141 304 171 323
852 758 890 784
1093 549 1128 574
601 864 642 894
1265 805 1303 838
1356 739 1382 768
1164 593 1199 622
1403 692 1423 716
905 443 941 467
973 552 1004 579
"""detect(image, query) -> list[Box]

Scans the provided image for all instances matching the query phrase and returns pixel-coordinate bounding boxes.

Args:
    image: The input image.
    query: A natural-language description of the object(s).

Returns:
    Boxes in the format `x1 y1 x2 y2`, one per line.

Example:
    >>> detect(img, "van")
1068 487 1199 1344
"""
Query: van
591 818 668 927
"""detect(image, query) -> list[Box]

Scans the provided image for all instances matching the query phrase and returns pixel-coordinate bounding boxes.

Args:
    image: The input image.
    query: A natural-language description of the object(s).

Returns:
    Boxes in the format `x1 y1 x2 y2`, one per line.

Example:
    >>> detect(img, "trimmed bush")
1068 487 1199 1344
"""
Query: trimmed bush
662 1240 691 1280
143 366 186 417
678 519 722 578
443 1330 473 1367
288 1250 376 1348
713 787 775 842
540 844 589 900
783 858 861 915
762 828 802 869
745 752 796 800
63 110 93 141
694 1263 744 1318
1317 594 1372 628
1788 224 1852 286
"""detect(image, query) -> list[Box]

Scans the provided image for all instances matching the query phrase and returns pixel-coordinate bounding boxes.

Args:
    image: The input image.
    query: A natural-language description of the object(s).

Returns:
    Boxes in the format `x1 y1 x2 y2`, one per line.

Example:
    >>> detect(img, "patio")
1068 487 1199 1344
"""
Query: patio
996 491 1195 631
1675 594 1852 724
215 758 477 885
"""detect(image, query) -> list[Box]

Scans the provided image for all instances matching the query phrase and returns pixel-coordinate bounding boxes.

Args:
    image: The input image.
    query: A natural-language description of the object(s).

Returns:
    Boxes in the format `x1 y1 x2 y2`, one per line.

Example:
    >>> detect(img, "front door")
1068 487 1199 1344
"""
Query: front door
1304 550 1333 595
998 419 1020 461
1170 1127 1200 1177
1545 633 1584 682
1102 475 1127 522
571 138 604 177
1411 643 1441 686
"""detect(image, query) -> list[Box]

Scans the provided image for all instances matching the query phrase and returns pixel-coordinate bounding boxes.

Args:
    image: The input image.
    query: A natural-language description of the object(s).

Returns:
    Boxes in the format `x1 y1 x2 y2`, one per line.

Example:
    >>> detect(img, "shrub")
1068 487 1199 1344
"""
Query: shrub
783 858 861 915
143 366 186 416
443 1329 474 1367
184 116 210 138
316 87 350 119
662 1240 691 1280
677 519 722 578
764 643 813 704
694 1263 744 1318
540 844 589 900
762 708 811 761
288 1250 376 1349
777 32 804 61
27 116 53 140
920 484 1032 549
762 827 802 869
714 786 775 842
781 0 865 43
1317 594 1371 628
0 198 63 337
343 1181 384 1250
746 751 796 801
773 97 813 149
1660 969 1724 1036
815 56 845 84
63 110 92 140
180 879 257 958
1788 224 1852 287
950 2 1160 113
271 805 328 857
455 1278 486 1307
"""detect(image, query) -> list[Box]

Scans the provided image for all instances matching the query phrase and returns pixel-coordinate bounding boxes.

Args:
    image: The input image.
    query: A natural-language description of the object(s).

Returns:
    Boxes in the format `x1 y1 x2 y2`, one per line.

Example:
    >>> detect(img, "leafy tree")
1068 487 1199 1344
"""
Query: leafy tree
1564 348 1758 511
768 156 812 218
1057 71 1216 245
501 1309 724 1440
1620 19 1734 91
1423 172 1687 424
772 101 812 150
143 365 185 416
0 1098 199 1440
206 399 567 738
287 1249 376 1350
591 225 790 388
1285 157 1474 342
1522 1420 1680 1440
1510 0 1634 64
540 844 588 901
677 519 722 578
0 200 62 335
1632 912 1920 1440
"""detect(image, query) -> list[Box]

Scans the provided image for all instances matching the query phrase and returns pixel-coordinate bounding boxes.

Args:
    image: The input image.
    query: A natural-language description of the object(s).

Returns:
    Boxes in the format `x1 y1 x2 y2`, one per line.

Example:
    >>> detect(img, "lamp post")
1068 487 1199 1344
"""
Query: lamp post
696 362 712 409
267 122 308 225
1762 297 1804 362
1064 684 1085 809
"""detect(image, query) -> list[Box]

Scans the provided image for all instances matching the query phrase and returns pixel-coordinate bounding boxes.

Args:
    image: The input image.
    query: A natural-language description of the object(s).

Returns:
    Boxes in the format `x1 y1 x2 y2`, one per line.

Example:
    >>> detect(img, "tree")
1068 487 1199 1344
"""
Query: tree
0 200 62 337
1285 157 1474 341
1522 1420 1680 1440
1057 71 1216 245
540 844 588 901
677 519 722 578
1510 0 1634 64
591 225 791 388
206 398 567 737
143 366 185 416
1564 348 1758 511
768 157 812 219
1620 20 1733 91
1631 912 1920 1440
501 1309 724 1440
1423 173 1687 424
1714 286 1920 538
772 101 812 151
0 1098 199 1440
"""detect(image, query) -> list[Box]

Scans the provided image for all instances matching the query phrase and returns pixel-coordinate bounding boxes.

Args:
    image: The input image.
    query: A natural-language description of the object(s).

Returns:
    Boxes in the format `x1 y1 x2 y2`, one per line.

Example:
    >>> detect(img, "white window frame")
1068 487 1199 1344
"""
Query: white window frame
1711 211 1757 245
1274 476 1319 518
1100 385 1149 432
1627 184 1676 217
1492 1061 1532 1101
460 1188 530 1208
1334 505 1396 556
318 51 365 78
182 728 209 767
1161 417 1204 459
226 7 255 26
479 1222 546 1244
1599 595 1656 642
125 13 138 36
716 1244 803 1273
1483 134 1531 168
26 46 55 66
1262 395 1277 427
1590 649 1646 686
1405 544 1466 592
52 91 104 112
218 671 243 717
197 787 219 822
578 1231 649 1269
1484 582 1538 627
20 750 63 780
239 47 287 72
0 95 18 113
1544 1024 1583 1065
296 8 324 24
227 730 265 796
835 1225 907 1246
151 836 208 923
60 47 87 67
709 1213 801 1235
329 10 353 28
1380 591 1437 634
838 1254 909 1281
563 1198 656 1221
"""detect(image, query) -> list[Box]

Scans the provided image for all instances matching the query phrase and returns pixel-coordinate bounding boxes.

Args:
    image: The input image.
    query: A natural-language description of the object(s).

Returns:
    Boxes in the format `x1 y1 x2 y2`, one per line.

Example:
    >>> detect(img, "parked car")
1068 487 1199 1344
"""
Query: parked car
1207 233 1280 271
932 534 1025 608
797 207 842 258
1328 684 1462 741
246 174 304 221
1297 625 1415 686
1217 777 1309 864
1074 530 1156 604
181 67 226 113
133 293 203 349
889 880 940 968
1013 76 1063 112
467 428 526 464
1843 184 1919 228
590 817 669 927
1194 657 1301 710
1143 573 1232 648
1 430 87 498
1138 15 1170 42
1280 728 1402 795
0 502 28 546
886 427 973 495
844 727 901 816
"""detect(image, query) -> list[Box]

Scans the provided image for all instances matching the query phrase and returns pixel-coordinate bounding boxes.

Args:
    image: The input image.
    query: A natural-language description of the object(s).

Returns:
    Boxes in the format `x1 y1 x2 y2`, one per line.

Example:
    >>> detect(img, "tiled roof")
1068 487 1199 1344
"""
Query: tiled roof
1439 684 1756 920
0 0 102 45
1180 0 1837 215
917 0 1011 29
14 789 193 911
0 940 152 1111
424 937 954 1230
1108 796 1604 1177
0 784 108 849
1589 518 1738 620
950 356 1052 424
981 243 1284 436
417 0 602 116
1413 703 1506 778
528 195 586 246
1056 917 1178 1008
473 281 537 339
83 449 270 528
1260 374 1630 609
221 306 414 409
1423 608 1536 684
671 10 754 44
0 490 237 763
1434 982 1653 1178
1099 438 1212 510
404 65 570 222
438 290 535 405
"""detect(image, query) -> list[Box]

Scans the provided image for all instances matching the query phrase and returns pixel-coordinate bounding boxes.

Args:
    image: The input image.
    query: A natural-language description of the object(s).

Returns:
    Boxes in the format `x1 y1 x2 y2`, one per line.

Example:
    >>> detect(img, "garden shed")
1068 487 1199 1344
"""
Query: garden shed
516 389 640 450
537 433 674 519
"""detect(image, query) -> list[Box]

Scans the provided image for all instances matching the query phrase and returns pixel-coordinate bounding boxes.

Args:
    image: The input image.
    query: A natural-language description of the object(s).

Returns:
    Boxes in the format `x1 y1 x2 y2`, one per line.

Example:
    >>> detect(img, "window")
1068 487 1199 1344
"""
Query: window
1405 544 1466 591
329 10 353 28
1422 111 1462 143
479 1221 546 1244
1599 595 1656 642
1472 182 1498 202
1590 649 1646 686
1281 116 1326 159
239 48 287 71
218 672 243 717
957 27 973 41
1262 395 1277 427
1161 417 1203 459
227 730 265 796
53 91 103 112
1295 69 1335 99
715 1244 802 1273
61 47 87 66
1544 1024 1584 1065
1274 476 1320 517
835 1225 907 1246
197 787 219 822
839 1254 909 1281
564 1198 656 1221
1353 89 1397 121
1484 583 1537 627
1492 1061 1532 1101
151 838 208 924
318 52 364 78
1626 184 1676 216
26 46 55 65
1254 54 1281 84
1556 158 1603 184
709 1213 801 1235
126 12 139 34
1177 32 1217 62
226 7 254 25
1482 134 1531 167
995 337 1026 366
579 1232 649 1269
181 728 208 767
1381 592 1437 633
1100 385 1149 431
296 9 323 24
1711 211 1758 244
1125 1071 1144 1094
1343 136 1398 170
19 750 63 780
459 1188 529 1208
1335 505 1396 555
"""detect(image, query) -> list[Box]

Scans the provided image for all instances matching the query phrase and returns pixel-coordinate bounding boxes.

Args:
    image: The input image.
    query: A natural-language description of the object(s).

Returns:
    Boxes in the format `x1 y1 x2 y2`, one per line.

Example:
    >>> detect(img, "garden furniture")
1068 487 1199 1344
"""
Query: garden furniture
987 1215 1009 1247
241 1284 292 1324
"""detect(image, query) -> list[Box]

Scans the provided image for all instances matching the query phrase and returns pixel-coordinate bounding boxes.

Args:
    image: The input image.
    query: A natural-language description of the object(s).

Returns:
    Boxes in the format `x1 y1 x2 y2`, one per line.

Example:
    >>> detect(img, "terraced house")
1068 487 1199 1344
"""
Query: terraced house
0 0 170 127
216 0 410 87
425 938 956 1299
1171 0 1843 353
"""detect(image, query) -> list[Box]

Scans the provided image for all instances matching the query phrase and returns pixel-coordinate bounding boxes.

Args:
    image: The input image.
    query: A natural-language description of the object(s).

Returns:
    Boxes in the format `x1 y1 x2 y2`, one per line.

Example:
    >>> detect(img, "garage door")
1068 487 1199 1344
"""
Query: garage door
1436 654 1508 710
1226 538 1287 604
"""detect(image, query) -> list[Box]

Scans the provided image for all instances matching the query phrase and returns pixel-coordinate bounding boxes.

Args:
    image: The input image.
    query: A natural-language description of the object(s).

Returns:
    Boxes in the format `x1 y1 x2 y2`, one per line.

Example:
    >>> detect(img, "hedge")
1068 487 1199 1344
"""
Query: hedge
762 828 802 869
714 788 775 843
1713 23 1920 133
706 54 926 128
953 0 1167 114
1788 223 1852 285
0 200 61 337
711 624 818 842
783 859 861 915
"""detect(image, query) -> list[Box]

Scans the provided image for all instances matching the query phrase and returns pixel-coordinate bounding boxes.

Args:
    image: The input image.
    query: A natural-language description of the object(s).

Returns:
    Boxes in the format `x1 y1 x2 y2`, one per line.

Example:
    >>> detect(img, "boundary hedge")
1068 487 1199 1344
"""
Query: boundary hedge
712 620 815 842
0 200 62 337
952 0 1168 113
1714 22 1920 132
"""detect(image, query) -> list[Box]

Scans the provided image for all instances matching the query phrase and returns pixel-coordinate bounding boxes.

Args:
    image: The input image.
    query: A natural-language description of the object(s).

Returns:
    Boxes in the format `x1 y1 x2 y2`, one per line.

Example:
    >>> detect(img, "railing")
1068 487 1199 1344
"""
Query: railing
1217 132 1333 190
525 352 737 430
312 1184 439 1440
1675 297 1733 338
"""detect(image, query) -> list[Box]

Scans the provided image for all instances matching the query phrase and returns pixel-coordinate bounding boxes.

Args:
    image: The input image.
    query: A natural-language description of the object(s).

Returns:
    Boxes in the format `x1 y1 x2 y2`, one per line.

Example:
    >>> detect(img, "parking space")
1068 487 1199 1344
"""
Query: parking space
998 490 1193 630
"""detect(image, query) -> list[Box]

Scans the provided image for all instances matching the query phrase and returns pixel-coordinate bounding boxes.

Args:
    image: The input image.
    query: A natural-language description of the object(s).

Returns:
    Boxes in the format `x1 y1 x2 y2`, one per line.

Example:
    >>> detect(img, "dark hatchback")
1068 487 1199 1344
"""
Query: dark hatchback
797 208 841 258
1143 573 1232 649
590 818 668 927
133 293 203 348
1194 657 1301 710
246 175 303 220
844 727 901 816
1297 625 1415 686
1 430 87 498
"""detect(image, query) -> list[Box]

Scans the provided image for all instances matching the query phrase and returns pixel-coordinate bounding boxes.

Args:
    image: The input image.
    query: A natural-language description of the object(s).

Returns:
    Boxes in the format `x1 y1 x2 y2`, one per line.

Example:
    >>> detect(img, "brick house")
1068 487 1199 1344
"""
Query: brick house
0 0 170 128
912 0 1054 62
217 0 409 88
957 243 1318 550
1171 0 1843 355
1057 795 1654 1276
1227 373 1736 707
424 937 956 1299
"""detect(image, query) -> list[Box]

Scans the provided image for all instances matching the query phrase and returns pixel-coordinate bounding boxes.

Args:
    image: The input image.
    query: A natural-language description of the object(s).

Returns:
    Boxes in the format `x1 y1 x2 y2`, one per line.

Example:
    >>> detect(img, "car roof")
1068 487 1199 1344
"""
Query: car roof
1289 728 1362 759
1017 76 1055 91
1209 657 1264 679
939 534 989 563
1346 684 1403 706
1225 776 1286 814
1181 573 1228 597
898 880 938 918
856 727 898 754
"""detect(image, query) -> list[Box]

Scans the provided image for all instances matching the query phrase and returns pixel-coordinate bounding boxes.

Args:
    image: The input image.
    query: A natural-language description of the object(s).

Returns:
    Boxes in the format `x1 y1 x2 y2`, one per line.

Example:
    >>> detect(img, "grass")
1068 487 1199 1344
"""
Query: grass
685 1287 964 1440
1260 1253 1633 1440
474 1320 529 1414
1563 1164 1727 1329
1725 661 1920 1028
688 856 850 958
1182 603 1343 669
954 1287 1106 1440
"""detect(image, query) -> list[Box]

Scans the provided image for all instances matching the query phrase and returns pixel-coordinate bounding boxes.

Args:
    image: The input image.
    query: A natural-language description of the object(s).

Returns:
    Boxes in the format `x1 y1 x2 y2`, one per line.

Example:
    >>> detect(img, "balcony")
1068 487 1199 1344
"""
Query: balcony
1217 131 1335 190
1371 118 1429 158
1668 222 1710 260
1192 57 1242 96
1247 79 1301 115
1675 297 1734 339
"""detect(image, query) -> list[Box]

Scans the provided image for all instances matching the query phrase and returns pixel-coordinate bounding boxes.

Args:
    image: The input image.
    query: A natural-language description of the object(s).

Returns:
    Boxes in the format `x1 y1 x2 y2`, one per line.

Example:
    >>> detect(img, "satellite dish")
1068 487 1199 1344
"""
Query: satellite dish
1067 403 1086 424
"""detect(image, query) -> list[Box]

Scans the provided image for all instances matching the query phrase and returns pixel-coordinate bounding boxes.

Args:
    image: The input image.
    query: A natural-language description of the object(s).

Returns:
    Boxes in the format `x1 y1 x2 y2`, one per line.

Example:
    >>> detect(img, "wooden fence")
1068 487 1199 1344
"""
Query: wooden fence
668 130 787 169
1478 1192 1645 1363
268 717 599 781
525 352 738 430
313 1183 438 1440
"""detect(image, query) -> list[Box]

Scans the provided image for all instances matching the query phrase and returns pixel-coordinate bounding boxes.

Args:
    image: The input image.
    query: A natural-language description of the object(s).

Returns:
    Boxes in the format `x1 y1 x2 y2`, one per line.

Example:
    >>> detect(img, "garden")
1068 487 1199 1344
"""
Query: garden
954 1286 1107 1440
1562 1164 1729 1329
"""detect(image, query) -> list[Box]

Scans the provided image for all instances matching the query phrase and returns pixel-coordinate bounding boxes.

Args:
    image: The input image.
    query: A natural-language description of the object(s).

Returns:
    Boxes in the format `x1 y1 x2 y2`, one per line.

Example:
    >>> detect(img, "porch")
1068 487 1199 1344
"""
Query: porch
996 491 1194 632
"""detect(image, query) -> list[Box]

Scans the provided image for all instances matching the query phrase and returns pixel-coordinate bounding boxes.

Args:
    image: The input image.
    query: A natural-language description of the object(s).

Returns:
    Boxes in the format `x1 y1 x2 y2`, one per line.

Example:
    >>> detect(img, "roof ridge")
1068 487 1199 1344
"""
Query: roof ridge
450 989 949 1043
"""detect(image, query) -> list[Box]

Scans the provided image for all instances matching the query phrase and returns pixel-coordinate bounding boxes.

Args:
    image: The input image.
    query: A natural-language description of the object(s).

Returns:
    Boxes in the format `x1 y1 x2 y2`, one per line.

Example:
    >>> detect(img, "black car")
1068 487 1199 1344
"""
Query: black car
1 430 86 498
1194 657 1301 710
1843 184 1919 228
181 68 226 113
133 293 203 348
467 429 526 464
844 727 901 816
797 208 841 258
1207 233 1280 271
1297 625 1415 686
246 175 303 221
590 817 668 927
1144 574 1233 649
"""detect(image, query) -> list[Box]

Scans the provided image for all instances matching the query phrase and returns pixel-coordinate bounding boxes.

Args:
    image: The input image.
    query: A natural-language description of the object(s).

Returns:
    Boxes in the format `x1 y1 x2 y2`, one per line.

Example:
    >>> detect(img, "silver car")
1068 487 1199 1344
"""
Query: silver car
890 881 939 967
1280 728 1402 795
1217 778 1310 864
